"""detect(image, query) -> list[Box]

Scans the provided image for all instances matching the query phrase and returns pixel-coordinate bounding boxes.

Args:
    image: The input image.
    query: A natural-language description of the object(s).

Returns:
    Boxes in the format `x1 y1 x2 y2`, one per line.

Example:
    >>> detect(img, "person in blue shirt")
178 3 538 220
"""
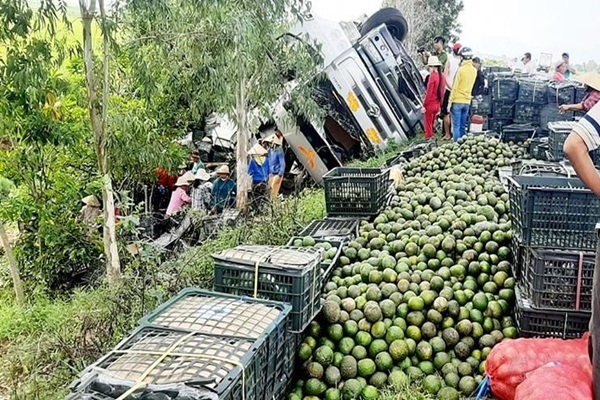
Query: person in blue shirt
247 142 269 208
210 165 236 214
265 134 286 200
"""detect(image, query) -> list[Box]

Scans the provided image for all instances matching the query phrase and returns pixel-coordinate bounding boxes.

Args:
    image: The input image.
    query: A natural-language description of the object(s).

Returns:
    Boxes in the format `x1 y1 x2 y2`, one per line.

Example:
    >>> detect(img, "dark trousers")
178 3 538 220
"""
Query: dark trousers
250 182 268 210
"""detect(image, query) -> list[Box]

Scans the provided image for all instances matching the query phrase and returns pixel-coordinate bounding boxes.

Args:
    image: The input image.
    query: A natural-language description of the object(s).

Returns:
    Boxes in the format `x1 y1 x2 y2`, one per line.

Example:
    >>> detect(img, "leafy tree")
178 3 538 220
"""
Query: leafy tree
382 0 464 59
79 0 122 283
122 0 321 209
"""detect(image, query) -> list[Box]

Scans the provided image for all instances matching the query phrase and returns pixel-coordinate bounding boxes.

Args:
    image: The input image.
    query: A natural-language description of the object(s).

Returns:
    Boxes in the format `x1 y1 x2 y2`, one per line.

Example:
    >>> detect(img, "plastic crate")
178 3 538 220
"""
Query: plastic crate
521 248 594 311
286 237 343 282
137 289 291 399
68 326 262 400
500 124 537 144
299 218 359 241
492 101 515 119
517 78 549 104
510 160 572 177
548 123 600 165
508 175 600 250
514 103 543 125
67 368 219 400
511 235 524 280
526 137 548 160
212 245 323 332
323 167 391 216
515 287 591 339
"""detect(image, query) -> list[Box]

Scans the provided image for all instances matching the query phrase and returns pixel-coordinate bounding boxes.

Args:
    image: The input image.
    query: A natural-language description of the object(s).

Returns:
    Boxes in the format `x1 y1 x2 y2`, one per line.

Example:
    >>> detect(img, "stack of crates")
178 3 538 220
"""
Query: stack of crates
66 289 292 400
508 175 600 338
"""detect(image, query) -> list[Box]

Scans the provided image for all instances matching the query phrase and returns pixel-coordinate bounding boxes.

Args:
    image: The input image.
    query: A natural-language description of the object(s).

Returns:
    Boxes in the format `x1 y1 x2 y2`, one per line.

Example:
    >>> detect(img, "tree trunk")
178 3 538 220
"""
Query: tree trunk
0 221 25 307
235 78 251 211
80 0 121 283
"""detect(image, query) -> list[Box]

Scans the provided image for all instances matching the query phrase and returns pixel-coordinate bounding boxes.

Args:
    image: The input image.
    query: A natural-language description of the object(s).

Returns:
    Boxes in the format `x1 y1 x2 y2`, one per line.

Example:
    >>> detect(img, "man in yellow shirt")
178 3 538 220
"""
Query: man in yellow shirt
448 47 477 141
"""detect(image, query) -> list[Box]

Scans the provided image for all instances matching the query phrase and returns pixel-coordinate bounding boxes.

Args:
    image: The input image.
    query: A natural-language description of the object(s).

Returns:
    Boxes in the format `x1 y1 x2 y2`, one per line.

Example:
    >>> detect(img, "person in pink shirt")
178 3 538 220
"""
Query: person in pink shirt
165 176 191 216
560 72 600 114
553 59 568 82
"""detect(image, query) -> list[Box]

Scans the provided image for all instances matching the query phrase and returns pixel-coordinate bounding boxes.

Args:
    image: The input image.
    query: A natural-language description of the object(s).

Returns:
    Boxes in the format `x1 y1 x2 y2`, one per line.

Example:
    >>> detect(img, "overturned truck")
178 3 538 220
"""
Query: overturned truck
198 8 425 184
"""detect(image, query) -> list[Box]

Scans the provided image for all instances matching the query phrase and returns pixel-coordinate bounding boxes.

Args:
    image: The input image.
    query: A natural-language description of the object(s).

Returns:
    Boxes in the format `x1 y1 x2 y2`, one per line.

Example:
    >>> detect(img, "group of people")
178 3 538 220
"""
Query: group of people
165 163 235 217
160 131 287 218
420 37 484 142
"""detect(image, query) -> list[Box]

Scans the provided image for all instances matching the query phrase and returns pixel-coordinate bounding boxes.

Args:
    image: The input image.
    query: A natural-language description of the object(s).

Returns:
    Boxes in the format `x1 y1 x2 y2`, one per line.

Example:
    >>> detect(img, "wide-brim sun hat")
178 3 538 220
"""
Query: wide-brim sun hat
216 165 230 175
195 168 210 181
248 143 268 156
574 72 600 92
175 176 190 187
263 133 277 143
427 55 442 67
181 171 196 183
82 195 100 207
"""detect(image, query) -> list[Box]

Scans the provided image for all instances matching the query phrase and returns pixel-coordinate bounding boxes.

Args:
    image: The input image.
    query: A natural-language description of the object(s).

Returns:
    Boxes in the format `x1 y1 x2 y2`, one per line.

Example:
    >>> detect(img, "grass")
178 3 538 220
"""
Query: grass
0 188 326 399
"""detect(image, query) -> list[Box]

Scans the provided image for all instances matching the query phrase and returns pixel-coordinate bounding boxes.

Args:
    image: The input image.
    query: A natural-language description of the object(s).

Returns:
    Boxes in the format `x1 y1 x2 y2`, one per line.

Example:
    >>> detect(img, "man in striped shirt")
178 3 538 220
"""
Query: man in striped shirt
564 101 600 400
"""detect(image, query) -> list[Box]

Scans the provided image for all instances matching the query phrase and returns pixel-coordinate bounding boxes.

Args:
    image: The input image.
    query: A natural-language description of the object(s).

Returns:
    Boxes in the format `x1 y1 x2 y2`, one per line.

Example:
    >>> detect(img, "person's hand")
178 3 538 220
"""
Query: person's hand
421 107 426 114
559 104 569 114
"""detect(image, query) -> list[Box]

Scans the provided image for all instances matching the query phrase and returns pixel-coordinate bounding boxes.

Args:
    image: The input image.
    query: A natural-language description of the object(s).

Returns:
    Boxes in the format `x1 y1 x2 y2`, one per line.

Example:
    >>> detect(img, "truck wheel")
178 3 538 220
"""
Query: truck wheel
360 8 408 42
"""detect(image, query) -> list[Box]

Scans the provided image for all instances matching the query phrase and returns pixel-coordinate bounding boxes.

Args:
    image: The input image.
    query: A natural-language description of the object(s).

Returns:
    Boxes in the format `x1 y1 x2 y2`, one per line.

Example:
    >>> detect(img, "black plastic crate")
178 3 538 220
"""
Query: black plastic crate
540 104 573 131
511 160 571 177
511 235 524 280
68 326 262 400
515 287 591 339
213 245 322 332
492 101 515 119
286 236 343 282
517 78 549 104
521 247 594 311
526 137 548 160
547 81 576 105
492 77 519 102
547 122 600 165
138 289 291 399
508 175 600 250
514 103 542 125
323 167 391 216
501 124 537 144
384 141 436 167
299 218 359 240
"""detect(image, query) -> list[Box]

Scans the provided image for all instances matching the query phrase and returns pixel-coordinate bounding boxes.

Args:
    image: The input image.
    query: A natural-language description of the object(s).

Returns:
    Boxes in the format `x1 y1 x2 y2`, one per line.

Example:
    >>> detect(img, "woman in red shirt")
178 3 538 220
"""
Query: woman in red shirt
559 72 600 114
422 56 447 139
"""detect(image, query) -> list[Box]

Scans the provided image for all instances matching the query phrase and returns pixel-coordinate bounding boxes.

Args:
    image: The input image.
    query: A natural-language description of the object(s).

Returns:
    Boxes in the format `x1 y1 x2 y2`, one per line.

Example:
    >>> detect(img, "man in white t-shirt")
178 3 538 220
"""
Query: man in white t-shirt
441 43 462 140
519 52 536 75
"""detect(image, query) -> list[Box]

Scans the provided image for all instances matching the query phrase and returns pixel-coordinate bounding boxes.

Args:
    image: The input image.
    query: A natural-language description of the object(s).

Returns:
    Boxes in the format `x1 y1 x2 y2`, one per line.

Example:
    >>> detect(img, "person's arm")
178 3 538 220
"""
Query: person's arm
564 133 600 196
424 73 438 105
559 103 584 113
448 68 463 109
444 60 451 90
181 190 191 204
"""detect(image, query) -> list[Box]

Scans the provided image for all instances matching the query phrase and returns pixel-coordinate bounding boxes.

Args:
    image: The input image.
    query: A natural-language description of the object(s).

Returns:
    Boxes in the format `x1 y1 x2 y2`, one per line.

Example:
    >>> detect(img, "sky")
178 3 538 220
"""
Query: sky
310 0 599 64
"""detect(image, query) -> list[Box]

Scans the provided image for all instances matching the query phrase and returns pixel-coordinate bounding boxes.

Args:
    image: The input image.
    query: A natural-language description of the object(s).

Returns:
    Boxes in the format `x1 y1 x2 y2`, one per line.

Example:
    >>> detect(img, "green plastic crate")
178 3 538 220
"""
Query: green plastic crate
138 288 292 399
213 245 323 332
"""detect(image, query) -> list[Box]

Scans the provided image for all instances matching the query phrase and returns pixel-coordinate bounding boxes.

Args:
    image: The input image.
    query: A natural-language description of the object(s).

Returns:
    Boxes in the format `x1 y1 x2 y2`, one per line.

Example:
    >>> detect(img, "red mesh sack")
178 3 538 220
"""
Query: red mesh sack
514 362 592 400
486 333 591 400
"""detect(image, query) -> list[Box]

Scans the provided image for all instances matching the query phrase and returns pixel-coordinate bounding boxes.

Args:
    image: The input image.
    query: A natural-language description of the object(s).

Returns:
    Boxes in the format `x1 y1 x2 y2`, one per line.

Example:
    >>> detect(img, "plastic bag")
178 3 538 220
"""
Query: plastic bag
514 362 592 400
486 333 591 400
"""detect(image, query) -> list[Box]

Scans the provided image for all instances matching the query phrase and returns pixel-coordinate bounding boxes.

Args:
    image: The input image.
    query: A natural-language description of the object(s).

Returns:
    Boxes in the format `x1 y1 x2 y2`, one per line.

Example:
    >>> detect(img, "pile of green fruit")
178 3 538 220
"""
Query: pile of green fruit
289 136 523 400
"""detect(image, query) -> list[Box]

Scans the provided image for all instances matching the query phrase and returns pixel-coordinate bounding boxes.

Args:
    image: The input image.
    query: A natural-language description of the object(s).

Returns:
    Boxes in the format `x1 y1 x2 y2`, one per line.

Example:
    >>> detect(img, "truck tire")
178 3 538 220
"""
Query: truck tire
360 8 408 42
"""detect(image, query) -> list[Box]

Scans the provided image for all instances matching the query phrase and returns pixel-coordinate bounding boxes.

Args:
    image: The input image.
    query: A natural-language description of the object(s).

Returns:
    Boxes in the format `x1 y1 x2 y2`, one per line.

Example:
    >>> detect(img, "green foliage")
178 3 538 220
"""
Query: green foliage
122 0 321 133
